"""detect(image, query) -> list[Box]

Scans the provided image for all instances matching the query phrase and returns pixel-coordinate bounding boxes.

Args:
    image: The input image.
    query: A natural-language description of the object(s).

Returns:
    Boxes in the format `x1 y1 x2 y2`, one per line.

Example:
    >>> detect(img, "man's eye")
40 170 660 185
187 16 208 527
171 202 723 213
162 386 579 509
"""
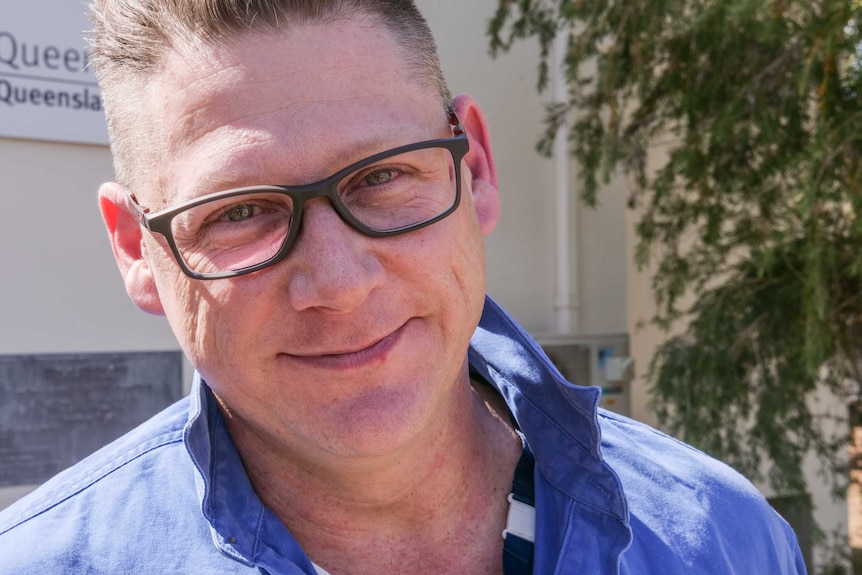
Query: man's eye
364 169 396 186
225 204 254 221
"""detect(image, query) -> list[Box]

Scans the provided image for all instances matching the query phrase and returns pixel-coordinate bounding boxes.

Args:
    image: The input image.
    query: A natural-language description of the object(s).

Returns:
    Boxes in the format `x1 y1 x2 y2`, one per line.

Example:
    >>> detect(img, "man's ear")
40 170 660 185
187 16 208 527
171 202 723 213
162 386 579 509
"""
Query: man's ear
452 94 500 236
98 182 165 315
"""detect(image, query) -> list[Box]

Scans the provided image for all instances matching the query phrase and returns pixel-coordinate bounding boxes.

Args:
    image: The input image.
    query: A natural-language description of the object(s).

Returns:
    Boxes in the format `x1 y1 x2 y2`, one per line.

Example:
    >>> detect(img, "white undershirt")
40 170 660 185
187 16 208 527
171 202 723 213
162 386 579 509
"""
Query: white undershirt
313 562 332 575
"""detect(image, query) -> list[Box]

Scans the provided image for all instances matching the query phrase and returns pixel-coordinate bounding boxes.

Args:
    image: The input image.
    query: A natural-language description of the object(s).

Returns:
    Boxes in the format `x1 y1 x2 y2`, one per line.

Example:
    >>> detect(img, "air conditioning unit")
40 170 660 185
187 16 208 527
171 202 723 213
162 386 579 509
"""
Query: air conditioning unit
534 333 633 416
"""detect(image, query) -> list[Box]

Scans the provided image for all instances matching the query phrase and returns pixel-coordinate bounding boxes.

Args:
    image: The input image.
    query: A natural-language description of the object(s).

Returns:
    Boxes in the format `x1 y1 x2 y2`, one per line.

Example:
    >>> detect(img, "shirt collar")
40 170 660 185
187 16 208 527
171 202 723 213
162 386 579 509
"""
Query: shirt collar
183 374 316 570
469 295 628 522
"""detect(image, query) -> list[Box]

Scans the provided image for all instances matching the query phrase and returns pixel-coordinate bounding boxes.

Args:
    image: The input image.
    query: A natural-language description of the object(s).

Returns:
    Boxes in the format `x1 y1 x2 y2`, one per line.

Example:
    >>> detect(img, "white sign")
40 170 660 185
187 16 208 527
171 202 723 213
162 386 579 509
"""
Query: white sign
0 2 108 145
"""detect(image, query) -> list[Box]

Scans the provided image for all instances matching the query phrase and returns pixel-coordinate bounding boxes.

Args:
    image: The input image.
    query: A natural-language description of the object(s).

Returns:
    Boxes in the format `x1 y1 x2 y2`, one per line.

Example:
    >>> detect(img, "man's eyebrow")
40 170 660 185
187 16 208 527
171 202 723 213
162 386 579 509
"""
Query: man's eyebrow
325 133 406 170
287 121 443 176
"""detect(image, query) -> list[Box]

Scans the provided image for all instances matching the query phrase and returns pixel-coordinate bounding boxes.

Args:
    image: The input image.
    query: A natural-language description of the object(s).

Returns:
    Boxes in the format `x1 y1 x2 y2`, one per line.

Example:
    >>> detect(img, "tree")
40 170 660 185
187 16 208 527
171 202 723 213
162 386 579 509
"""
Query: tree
488 0 862 544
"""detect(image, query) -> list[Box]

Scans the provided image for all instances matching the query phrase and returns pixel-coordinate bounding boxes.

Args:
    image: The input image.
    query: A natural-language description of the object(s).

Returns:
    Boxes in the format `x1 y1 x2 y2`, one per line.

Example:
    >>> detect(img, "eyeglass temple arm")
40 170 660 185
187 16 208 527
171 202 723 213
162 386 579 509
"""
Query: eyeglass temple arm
126 192 152 229
448 108 465 137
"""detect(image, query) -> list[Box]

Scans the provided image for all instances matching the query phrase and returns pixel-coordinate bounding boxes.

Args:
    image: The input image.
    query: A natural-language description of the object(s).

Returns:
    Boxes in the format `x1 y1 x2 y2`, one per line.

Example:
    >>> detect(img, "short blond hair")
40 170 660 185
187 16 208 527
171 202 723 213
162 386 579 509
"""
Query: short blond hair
88 0 451 193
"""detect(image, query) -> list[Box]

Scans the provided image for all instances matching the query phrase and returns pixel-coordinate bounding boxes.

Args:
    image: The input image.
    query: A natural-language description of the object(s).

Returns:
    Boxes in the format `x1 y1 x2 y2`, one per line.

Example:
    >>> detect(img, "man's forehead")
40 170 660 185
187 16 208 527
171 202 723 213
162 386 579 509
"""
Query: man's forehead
160 18 408 85
151 20 420 129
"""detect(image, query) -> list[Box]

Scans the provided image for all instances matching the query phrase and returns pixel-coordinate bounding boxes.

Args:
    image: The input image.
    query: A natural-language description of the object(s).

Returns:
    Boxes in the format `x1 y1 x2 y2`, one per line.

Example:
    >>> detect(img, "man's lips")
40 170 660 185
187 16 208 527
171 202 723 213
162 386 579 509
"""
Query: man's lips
280 321 409 370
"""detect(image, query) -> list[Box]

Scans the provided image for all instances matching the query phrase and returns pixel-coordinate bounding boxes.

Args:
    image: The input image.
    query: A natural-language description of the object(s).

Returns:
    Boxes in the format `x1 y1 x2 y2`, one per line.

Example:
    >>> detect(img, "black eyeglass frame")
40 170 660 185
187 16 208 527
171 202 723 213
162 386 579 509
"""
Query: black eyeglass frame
128 110 469 280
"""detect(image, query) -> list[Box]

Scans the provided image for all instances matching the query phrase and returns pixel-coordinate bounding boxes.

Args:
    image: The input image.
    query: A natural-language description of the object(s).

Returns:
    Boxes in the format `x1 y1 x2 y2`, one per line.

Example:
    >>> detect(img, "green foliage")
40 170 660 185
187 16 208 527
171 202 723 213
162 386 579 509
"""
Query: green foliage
489 0 862 502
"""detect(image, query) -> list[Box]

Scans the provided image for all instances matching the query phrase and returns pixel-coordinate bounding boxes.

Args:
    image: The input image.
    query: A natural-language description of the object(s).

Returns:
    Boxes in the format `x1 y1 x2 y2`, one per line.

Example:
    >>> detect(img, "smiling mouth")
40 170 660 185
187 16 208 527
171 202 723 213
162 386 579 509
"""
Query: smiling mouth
282 322 408 370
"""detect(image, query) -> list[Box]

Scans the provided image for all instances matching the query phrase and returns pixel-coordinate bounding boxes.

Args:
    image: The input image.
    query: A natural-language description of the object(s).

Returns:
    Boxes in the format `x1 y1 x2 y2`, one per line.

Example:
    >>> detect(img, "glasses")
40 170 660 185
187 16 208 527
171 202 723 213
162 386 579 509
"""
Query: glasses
128 111 469 280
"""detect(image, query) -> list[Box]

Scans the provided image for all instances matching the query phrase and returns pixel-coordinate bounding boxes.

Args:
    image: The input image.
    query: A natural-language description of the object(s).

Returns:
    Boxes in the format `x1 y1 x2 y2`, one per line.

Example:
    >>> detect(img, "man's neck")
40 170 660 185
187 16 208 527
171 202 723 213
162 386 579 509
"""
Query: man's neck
226 375 522 575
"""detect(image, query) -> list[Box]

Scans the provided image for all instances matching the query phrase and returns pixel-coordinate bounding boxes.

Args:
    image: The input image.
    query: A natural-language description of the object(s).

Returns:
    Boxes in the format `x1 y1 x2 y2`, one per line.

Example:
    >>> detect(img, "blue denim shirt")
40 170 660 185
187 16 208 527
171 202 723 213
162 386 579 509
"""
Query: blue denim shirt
0 296 806 574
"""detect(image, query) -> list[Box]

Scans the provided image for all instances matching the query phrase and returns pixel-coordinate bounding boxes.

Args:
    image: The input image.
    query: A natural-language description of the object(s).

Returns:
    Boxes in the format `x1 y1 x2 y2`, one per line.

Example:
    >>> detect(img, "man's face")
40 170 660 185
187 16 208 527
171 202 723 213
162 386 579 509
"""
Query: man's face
107 19 500 466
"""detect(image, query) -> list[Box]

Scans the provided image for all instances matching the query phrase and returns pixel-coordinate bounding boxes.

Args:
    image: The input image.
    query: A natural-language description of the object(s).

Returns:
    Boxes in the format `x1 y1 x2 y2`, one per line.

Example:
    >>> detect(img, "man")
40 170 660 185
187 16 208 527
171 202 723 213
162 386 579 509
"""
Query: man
0 1 806 573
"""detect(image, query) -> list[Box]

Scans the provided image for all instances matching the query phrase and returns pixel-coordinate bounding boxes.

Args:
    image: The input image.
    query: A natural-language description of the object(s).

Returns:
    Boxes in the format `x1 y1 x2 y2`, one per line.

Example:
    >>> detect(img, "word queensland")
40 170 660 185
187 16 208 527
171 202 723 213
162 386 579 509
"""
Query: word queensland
0 31 101 111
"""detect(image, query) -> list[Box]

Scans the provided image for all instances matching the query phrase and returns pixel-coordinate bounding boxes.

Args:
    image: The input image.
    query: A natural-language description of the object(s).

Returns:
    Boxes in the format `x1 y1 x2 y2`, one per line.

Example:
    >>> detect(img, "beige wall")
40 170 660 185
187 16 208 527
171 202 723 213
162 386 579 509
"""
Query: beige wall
0 139 175 355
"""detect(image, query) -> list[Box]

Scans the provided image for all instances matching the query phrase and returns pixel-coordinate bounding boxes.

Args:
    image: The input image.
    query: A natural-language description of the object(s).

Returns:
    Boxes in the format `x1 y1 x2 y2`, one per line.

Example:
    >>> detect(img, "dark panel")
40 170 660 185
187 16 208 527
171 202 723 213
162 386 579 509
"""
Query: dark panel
768 493 813 574
0 351 183 486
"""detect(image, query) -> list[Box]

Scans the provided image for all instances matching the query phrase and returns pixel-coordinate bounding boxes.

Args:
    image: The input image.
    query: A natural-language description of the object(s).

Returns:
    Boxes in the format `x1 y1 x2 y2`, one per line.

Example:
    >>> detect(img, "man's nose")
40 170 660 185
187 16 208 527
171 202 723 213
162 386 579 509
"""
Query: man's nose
282 198 385 313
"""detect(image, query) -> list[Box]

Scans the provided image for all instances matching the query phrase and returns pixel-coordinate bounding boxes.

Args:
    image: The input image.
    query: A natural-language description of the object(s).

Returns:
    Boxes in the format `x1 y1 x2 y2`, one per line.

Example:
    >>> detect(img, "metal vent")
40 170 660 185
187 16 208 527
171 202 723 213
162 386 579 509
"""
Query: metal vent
535 333 633 416
542 344 590 387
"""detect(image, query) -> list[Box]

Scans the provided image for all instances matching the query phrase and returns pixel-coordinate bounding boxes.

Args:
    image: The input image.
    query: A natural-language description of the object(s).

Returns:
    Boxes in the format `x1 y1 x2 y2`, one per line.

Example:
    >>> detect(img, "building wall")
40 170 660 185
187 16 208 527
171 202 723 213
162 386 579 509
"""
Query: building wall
0 139 174 355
